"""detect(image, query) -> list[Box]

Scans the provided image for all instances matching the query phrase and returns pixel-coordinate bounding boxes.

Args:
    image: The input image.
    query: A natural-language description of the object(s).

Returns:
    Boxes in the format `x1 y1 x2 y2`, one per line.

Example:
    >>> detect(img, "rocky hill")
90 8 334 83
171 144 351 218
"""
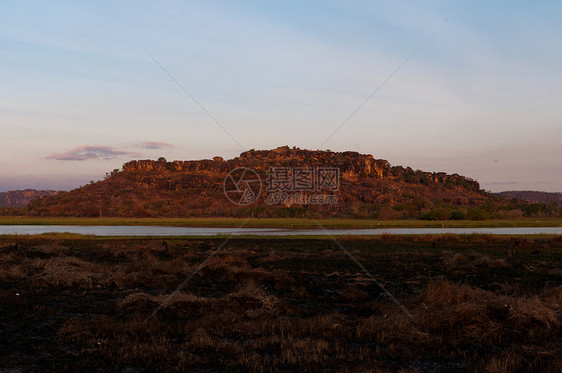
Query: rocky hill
0 189 58 208
497 191 562 206
25 146 492 218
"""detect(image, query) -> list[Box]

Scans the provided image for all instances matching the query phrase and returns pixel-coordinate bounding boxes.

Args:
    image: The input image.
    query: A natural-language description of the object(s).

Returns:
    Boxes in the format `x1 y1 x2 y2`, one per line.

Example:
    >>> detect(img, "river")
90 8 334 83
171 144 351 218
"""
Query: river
0 225 561 236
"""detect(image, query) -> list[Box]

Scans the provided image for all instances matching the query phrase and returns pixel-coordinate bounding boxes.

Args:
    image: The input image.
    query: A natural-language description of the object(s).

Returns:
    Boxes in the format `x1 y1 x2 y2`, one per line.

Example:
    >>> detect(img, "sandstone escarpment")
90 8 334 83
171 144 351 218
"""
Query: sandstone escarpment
25 146 489 218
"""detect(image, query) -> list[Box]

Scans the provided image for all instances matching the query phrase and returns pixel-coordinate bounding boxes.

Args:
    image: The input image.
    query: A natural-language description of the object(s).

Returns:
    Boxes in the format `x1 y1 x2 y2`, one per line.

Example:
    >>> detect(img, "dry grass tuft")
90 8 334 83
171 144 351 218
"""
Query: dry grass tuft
484 347 524 373
476 255 509 268
108 253 192 288
442 251 509 269
0 264 27 281
358 278 561 354
117 292 161 312
416 280 560 343
38 257 104 287
33 243 69 256
117 291 208 318
540 285 562 305
230 279 280 311
207 254 250 271
340 285 370 303
442 251 470 268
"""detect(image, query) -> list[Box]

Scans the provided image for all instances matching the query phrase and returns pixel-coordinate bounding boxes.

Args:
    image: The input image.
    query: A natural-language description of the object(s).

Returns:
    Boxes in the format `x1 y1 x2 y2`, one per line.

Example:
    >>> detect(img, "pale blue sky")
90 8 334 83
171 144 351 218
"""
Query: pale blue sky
1 1 561 192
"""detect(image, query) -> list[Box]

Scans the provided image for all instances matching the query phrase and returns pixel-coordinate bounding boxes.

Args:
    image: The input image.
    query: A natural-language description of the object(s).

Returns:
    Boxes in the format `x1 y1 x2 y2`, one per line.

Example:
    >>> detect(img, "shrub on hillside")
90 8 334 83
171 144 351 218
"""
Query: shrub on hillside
466 208 489 220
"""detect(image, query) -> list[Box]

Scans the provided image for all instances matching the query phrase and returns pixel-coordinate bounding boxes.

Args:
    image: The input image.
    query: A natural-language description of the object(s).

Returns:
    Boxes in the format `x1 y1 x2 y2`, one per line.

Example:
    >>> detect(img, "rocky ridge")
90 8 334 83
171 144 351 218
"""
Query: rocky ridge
0 189 58 208
25 146 488 218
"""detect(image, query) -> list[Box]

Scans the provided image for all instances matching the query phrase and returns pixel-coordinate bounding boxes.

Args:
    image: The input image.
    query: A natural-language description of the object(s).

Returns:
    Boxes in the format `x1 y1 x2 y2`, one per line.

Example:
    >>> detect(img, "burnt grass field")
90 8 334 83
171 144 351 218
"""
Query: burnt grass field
1 235 562 372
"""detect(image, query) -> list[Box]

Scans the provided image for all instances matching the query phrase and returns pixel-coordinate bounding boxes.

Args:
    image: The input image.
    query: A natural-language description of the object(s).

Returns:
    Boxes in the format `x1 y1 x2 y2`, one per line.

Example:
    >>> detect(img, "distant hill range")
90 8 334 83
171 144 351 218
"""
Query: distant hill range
0 189 58 208
497 191 562 206
23 146 493 218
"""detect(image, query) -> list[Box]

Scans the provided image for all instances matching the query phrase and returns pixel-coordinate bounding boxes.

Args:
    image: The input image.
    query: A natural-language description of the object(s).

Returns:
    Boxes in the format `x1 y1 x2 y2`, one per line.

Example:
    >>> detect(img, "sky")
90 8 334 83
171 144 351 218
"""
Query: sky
1 0 561 192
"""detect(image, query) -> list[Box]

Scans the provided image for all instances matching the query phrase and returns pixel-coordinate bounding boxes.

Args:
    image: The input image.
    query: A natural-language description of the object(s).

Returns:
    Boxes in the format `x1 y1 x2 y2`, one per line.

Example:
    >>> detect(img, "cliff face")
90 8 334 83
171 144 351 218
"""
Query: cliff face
121 147 478 190
122 148 389 177
0 189 58 208
25 147 488 218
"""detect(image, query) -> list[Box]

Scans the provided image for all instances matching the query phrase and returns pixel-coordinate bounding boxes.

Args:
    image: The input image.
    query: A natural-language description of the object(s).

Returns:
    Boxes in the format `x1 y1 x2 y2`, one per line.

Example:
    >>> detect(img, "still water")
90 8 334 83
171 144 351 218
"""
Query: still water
0 225 561 236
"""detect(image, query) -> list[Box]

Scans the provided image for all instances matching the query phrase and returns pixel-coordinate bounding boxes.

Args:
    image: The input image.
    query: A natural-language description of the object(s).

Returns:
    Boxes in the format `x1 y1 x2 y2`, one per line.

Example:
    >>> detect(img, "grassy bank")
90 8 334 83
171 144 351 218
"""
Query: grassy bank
1 216 562 228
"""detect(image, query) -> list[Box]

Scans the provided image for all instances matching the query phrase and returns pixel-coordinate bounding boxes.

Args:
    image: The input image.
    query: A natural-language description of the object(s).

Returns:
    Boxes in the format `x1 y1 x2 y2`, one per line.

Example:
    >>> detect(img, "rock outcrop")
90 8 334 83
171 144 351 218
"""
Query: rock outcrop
0 189 58 208
24 146 489 218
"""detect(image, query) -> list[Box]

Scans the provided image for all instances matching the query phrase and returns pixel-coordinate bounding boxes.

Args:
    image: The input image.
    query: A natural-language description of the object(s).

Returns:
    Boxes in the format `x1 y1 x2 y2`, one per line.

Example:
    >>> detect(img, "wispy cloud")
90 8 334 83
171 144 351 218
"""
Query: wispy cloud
136 141 174 149
46 146 140 161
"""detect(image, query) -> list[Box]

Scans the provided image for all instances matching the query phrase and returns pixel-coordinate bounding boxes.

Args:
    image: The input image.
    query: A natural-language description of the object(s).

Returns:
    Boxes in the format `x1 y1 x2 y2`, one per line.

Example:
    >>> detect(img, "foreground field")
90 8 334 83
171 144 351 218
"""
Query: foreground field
1 216 562 228
1 235 561 371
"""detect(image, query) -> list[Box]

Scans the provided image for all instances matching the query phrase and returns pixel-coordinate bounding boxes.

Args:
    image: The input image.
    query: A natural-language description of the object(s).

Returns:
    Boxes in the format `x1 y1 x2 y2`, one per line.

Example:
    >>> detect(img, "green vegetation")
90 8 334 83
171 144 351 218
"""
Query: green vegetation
1 216 562 228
